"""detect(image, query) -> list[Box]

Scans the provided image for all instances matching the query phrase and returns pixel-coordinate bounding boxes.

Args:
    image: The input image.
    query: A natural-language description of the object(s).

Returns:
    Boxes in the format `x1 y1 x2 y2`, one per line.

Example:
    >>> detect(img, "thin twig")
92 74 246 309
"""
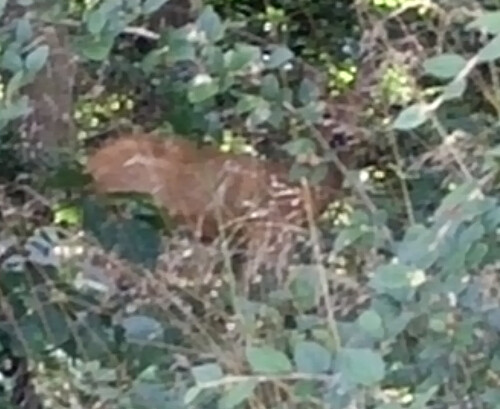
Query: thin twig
387 129 416 225
301 180 342 351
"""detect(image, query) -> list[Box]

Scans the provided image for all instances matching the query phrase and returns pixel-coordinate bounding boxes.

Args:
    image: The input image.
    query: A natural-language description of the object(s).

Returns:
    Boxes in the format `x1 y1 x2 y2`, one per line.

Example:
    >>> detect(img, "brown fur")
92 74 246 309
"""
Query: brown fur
86 133 348 261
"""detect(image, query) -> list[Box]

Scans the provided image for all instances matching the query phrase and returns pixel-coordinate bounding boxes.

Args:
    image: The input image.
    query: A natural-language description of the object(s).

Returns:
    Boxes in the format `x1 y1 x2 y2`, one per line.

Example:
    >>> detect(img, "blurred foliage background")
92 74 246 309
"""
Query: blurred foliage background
3 0 500 408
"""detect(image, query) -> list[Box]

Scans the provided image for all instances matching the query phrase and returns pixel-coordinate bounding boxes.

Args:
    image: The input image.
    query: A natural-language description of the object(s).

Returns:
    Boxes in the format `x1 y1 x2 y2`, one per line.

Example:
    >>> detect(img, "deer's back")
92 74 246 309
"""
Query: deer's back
87 133 342 253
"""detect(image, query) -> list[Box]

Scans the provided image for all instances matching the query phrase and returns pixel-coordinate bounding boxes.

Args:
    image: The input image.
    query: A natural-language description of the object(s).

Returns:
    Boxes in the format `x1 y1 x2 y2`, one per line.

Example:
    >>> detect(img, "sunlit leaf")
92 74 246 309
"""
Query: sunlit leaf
192 363 224 383
334 227 366 252
184 386 202 405
197 6 224 42
423 53 466 79
86 10 107 35
246 99 271 128
298 78 320 105
0 96 32 123
236 94 260 114
76 35 115 61
336 348 385 386
188 75 219 103
266 46 294 69
6 71 25 102
15 18 33 44
477 33 500 63
357 309 384 339
168 38 195 62
260 74 281 100
25 45 49 75
370 262 426 294
293 341 332 374
246 346 293 374
1 48 23 73
467 11 500 34
0 0 6 17
392 103 430 131
442 78 467 101
225 44 260 71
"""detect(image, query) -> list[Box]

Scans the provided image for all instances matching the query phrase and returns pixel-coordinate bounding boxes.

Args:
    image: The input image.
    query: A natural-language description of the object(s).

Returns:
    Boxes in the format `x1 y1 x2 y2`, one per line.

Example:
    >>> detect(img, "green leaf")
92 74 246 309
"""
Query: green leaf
218 380 258 409
434 182 482 221
477 33 500 63
39 305 72 347
370 263 426 293
197 6 224 43
334 227 366 252
143 0 169 14
309 163 328 185
167 38 195 62
246 346 293 374
13 305 71 354
122 315 163 343
205 45 225 73
14 315 46 354
0 0 6 17
25 45 49 75
246 99 271 128
129 378 173 409
0 96 32 124
184 386 202 405
336 348 385 386
429 317 446 332
267 106 285 129
392 103 431 131
235 94 260 114
6 71 25 102
260 74 281 100
266 46 294 69
188 75 219 103
296 101 324 124
467 11 500 34
54 204 81 225
442 78 467 101
293 341 332 374
357 310 384 339
117 219 161 269
289 264 320 311
225 44 260 72
409 386 438 409
282 137 316 157
76 35 115 61
86 10 107 35
192 363 224 384
298 78 320 105
423 53 467 79
466 242 488 268
15 18 33 44
376 405 403 409
1 48 23 73
385 311 415 338
370 263 411 291
289 162 311 182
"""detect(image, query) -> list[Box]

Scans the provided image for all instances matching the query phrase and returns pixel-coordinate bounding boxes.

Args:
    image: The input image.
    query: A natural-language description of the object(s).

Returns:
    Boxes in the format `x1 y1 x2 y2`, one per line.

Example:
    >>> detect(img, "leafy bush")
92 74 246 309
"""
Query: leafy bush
2 1 500 408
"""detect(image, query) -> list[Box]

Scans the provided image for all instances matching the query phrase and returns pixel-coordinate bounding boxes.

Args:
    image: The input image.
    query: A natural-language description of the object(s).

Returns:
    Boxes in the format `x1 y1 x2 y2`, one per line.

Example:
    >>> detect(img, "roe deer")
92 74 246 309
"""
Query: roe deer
86 129 355 265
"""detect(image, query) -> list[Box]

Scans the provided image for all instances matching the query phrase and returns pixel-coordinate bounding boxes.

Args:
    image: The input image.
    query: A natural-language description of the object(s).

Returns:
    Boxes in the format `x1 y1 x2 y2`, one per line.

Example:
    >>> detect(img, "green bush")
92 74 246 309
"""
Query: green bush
2 1 500 408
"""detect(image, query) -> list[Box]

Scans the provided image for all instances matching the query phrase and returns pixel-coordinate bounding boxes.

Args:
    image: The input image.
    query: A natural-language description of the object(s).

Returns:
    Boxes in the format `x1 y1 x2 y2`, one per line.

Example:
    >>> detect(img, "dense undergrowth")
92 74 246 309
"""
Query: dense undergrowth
2 0 500 408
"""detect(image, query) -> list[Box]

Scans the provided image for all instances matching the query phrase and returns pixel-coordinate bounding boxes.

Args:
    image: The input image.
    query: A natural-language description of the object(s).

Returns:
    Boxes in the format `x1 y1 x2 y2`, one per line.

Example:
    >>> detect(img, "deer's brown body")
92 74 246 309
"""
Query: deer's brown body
87 133 348 261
